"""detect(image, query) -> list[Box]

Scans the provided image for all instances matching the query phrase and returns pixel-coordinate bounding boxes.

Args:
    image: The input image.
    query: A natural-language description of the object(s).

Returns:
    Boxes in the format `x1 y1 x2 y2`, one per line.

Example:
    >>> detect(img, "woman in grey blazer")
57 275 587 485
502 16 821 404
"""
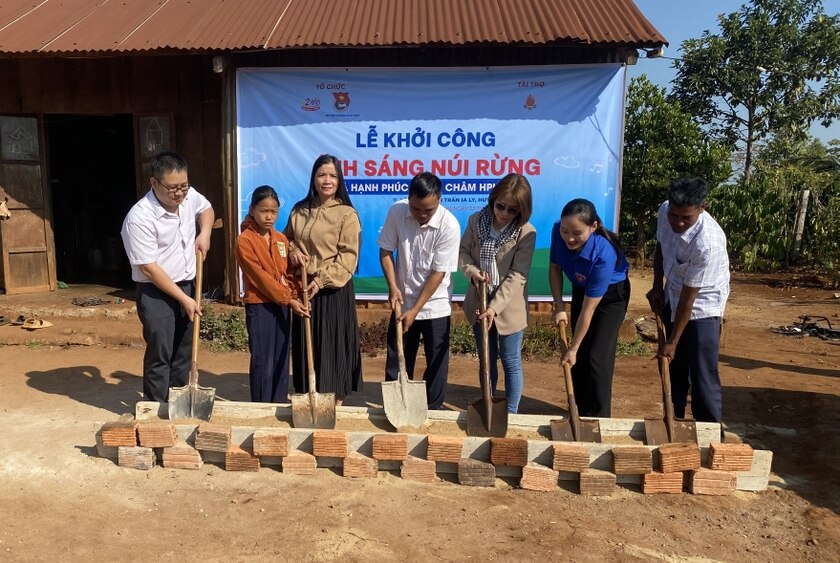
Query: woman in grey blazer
459 174 536 413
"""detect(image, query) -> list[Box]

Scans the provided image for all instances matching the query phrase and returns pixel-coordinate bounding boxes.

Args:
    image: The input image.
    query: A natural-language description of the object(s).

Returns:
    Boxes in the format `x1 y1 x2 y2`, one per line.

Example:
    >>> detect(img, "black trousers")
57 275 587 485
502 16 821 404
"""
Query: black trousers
385 313 451 410
662 303 722 423
569 278 630 417
136 281 194 402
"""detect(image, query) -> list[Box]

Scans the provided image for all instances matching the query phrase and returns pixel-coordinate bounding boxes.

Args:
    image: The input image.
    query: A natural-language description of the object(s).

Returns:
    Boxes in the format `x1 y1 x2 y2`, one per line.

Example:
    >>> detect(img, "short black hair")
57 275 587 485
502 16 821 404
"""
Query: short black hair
150 151 188 180
409 172 441 199
668 177 710 207
249 185 279 208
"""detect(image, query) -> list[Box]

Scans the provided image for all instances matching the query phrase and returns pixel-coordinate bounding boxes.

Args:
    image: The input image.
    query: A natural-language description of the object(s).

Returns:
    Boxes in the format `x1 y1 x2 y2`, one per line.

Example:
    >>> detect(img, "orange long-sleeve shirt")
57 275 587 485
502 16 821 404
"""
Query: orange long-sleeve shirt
235 215 300 305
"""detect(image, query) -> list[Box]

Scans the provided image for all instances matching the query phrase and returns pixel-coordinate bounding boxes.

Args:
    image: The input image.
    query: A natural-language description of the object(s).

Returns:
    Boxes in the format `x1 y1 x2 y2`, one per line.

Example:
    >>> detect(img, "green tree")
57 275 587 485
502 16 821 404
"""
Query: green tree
762 137 840 276
621 75 731 261
710 135 840 282
672 0 840 182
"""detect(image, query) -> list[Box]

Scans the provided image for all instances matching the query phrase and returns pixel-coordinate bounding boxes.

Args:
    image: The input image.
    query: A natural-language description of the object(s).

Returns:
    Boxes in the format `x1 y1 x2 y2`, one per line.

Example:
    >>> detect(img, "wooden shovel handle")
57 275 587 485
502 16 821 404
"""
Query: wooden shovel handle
655 313 677 438
559 319 581 439
480 282 492 405
301 269 317 393
558 317 570 349
189 250 203 385
394 301 407 378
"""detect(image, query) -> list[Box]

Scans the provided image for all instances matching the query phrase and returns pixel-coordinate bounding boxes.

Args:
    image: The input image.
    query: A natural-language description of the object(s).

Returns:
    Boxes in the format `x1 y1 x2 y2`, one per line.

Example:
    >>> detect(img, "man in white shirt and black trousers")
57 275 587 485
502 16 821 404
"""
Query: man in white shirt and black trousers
647 177 730 424
121 152 215 403
378 172 461 410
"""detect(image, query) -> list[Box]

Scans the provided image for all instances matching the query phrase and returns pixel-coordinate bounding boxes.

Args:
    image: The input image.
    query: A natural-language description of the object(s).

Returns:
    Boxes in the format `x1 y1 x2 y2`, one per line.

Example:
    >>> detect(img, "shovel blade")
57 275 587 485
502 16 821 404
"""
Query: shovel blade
644 418 670 445
672 420 698 443
552 418 602 442
550 419 574 442
644 417 698 444
577 419 602 443
381 379 428 431
290 391 336 429
167 384 215 421
466 398 508 437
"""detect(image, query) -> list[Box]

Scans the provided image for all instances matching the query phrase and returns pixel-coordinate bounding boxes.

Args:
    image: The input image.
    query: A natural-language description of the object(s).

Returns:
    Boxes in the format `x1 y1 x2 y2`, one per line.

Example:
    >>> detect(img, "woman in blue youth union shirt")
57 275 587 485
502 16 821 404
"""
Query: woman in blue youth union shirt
548 199 630 417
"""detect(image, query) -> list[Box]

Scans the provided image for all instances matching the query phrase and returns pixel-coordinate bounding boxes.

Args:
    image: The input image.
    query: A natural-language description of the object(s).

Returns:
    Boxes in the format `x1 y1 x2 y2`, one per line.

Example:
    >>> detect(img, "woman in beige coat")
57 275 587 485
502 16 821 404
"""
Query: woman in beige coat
459 174 536 413
285 154 362 401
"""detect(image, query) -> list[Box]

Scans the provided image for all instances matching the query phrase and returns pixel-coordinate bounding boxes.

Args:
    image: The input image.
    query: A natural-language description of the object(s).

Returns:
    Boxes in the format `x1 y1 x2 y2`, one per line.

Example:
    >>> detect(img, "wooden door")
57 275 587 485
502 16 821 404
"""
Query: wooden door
0 115 56 294
134 112 176 197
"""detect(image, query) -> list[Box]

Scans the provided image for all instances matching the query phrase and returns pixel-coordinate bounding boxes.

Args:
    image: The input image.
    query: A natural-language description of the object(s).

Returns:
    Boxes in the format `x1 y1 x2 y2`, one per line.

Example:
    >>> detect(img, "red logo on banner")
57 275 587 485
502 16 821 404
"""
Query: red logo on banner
333 92 351 111
524 94 537 110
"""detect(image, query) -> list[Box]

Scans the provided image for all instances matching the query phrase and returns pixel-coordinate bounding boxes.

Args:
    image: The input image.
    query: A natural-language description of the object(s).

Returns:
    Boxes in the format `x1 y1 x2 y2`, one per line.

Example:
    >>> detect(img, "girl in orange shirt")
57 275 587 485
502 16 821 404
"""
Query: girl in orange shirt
235 185 307 402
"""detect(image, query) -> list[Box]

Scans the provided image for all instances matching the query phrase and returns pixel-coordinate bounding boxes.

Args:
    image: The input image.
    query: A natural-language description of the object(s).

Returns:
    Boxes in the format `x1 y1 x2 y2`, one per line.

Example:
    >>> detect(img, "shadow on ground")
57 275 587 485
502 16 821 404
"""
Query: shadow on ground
24 366 561 418
724 385 840 516
721 352 840 378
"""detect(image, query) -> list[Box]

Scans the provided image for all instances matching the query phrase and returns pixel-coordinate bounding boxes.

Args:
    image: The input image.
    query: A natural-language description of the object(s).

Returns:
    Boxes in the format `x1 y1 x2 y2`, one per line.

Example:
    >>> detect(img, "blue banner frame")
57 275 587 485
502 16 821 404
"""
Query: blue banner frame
236 65 626 298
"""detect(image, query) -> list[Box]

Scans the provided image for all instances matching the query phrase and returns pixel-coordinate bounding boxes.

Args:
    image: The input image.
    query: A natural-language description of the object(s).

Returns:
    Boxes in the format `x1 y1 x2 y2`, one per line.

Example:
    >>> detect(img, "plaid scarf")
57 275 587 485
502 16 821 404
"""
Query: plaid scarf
476 206 521 291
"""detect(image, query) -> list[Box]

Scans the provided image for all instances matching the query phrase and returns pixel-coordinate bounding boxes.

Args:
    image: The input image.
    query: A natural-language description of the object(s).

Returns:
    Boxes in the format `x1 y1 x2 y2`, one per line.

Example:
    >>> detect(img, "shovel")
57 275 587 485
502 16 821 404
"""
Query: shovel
382 302 428 431
168 250 216 421
644 313 697 444
290 268 336 429
467 281 508 437
550 320 602 442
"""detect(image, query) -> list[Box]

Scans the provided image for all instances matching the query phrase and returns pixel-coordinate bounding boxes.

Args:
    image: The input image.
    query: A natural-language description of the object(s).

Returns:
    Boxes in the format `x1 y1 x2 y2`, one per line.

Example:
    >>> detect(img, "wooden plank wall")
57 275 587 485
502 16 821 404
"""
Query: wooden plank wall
0 55 226 291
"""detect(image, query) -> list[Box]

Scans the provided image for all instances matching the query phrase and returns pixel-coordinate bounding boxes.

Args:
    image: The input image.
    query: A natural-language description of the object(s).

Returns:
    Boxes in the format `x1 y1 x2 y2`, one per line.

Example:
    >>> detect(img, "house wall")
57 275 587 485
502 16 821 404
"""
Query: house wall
0 55 226 290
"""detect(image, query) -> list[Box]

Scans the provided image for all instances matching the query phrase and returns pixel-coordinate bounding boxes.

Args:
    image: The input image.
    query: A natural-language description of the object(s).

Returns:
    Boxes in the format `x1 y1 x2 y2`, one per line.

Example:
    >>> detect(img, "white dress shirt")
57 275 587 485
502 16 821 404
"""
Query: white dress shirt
378 199 461 320
657 201 730 321
121 188 212 283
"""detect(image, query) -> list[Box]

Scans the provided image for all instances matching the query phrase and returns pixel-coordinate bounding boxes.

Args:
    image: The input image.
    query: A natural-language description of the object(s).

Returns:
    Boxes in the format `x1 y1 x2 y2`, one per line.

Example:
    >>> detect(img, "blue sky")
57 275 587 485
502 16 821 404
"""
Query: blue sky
628 0 840 144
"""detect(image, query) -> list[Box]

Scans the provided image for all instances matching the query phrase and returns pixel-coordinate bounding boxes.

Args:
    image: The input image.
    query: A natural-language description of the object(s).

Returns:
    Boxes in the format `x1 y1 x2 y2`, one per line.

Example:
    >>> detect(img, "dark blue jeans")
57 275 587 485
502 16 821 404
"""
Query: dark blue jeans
472 324 524 413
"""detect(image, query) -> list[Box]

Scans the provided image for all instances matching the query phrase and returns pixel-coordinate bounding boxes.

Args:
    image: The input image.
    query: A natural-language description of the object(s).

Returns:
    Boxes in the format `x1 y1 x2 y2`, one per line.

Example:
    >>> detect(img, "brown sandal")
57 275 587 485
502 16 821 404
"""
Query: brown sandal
22 318 53 330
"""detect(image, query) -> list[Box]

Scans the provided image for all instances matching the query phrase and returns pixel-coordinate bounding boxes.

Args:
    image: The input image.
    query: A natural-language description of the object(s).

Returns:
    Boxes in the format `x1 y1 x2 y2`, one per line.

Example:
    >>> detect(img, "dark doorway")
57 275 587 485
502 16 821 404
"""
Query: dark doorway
46 115 136 287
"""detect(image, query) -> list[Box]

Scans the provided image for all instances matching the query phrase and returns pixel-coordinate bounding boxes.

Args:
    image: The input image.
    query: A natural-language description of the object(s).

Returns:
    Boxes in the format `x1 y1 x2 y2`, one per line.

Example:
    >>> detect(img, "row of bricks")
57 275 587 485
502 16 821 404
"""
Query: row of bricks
117 445 739 496
103 420 754 473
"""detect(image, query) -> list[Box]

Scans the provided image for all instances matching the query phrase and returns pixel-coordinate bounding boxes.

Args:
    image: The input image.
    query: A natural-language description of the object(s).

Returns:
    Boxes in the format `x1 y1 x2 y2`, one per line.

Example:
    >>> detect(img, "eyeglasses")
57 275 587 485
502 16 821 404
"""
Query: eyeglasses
494 202 519 215
155 179 191 194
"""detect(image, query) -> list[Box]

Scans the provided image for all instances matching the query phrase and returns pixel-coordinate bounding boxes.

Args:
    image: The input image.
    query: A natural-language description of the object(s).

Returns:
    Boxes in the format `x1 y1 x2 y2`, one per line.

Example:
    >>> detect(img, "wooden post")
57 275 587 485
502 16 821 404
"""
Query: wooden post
789 189 810 264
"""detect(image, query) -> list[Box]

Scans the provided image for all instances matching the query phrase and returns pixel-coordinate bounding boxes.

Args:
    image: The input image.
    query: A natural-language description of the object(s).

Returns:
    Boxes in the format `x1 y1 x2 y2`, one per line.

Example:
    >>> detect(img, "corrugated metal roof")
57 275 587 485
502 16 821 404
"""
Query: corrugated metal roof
0 0 666 55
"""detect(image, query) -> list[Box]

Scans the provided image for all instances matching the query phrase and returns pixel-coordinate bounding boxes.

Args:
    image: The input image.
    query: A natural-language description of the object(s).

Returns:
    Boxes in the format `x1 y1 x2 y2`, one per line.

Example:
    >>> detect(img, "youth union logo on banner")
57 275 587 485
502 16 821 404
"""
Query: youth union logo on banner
333 92 351 111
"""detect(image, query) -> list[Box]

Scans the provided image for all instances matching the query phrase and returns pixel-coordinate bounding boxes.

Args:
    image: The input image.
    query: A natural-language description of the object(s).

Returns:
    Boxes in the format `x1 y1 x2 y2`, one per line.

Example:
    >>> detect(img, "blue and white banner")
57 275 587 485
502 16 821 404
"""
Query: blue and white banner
236 65 626 298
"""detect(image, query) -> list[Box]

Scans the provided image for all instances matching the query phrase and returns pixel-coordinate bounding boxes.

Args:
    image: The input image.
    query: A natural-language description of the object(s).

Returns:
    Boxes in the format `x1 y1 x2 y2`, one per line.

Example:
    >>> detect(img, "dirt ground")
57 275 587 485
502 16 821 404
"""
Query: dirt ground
0 270 838 562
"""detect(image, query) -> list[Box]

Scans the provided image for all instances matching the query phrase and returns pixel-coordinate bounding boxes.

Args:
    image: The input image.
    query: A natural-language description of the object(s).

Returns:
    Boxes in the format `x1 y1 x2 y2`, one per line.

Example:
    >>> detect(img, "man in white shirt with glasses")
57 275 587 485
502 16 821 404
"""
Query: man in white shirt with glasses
121 151 214 403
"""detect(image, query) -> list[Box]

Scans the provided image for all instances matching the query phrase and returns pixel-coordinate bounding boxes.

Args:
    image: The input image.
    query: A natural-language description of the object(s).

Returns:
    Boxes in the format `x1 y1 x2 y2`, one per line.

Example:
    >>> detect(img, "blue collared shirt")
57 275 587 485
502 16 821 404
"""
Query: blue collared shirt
549 222 628 298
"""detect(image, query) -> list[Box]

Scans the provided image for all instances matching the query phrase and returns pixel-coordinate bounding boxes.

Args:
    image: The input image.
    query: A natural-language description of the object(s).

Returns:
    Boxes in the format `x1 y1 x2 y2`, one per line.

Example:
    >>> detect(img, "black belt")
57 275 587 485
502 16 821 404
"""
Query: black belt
137 279 194 288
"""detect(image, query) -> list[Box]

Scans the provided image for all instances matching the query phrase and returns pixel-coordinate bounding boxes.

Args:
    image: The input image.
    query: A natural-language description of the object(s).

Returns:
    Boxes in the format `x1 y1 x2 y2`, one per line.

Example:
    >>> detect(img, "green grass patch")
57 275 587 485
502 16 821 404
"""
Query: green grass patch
616 337 653 357
197 304 652 360
199 306 248 352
